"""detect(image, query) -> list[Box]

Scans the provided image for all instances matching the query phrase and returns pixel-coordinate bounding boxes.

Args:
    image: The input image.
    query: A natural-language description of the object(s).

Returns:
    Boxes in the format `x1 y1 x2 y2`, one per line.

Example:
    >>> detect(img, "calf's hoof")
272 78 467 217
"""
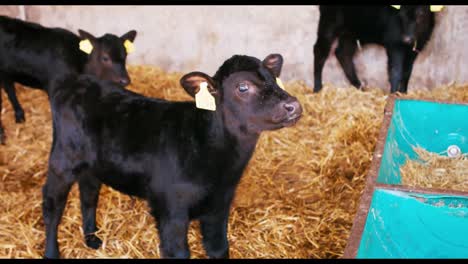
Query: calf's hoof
208 248 229 259
357 80 368 91
15 112 25 123
85 234 102 249
313 86 322 93
160 250 190 259
43 250 60 259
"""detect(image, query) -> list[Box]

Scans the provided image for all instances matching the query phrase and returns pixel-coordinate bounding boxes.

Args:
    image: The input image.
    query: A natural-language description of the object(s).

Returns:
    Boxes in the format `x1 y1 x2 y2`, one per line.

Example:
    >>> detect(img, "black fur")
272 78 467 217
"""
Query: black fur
42 54 303 259
313 5 436 93
0 15 136 144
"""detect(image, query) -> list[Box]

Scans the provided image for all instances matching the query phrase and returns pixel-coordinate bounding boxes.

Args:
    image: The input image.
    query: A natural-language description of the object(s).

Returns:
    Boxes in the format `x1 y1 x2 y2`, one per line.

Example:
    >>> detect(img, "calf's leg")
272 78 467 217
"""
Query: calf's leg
78 175 102 249
3 79 25 123
42 168 74 259
386 47 405 94
156 213 190 258
149 195 190 259
199 188 236 259
399 50 417 93
335 37 362 89
313 17 340 93
0 87 4 144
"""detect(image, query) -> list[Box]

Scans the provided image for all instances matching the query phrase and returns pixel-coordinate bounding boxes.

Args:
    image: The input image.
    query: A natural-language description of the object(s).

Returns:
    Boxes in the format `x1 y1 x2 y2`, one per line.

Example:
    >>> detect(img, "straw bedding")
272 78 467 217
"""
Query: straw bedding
0 65 467 258
401 147 468 192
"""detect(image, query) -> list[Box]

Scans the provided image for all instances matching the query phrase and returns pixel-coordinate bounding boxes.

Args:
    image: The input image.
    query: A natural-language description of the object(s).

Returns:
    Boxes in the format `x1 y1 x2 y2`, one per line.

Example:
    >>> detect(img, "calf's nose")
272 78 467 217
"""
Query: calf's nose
283 99 302 115
284 103 295 113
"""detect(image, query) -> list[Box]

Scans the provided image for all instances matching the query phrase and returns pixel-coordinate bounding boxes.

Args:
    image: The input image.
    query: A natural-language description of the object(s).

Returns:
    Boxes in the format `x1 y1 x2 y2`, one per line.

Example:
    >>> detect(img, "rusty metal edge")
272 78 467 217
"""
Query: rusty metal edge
396 96 468 106
342 95 468 258
375 183 468 197
342 95 397 258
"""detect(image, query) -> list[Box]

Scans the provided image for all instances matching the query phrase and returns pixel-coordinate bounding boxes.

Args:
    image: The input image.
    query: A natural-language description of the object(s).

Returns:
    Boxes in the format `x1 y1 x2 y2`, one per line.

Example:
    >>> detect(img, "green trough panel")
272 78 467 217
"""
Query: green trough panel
357 189 468 258
377 99 468 185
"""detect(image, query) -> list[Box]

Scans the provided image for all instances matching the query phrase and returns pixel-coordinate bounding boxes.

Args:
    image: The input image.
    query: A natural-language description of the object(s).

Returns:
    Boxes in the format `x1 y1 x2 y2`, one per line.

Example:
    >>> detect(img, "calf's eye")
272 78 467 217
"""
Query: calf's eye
101 56 110 63
238 83 249 92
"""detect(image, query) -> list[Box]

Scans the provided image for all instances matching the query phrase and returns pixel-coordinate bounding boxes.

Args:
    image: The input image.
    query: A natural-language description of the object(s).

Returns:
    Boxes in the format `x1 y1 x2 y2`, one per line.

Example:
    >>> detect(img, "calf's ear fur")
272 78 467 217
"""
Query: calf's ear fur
121 30 137 42
262 53 284 77
78 29 97 42
180 72 217 98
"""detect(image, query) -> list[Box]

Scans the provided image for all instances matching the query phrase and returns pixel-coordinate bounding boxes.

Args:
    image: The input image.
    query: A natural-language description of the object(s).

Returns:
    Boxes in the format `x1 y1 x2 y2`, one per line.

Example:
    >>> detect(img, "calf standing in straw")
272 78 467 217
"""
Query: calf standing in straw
0 15 137 144
43 53 302 258
313 5 442 93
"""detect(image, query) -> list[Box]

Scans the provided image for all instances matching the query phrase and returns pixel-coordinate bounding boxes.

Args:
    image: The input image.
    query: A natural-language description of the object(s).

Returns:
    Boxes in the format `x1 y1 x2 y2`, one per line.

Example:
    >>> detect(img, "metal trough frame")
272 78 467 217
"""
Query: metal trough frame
343 95 468 258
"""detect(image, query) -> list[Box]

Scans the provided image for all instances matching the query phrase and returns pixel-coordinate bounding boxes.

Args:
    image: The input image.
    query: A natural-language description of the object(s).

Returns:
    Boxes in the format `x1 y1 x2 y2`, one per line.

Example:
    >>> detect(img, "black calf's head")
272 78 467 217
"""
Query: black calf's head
393 5 437 47
78 29 137 86
180 54 303 134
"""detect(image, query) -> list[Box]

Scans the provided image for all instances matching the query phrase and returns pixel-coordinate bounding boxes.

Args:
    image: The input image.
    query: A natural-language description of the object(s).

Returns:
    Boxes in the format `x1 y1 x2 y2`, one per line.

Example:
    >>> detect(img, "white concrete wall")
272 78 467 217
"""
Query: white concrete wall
2 5 468 90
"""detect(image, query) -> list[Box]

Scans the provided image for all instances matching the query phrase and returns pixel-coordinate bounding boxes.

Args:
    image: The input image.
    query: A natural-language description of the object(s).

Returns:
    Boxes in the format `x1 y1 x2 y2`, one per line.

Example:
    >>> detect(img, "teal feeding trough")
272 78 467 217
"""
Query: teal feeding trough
378 98 467 185
343 97 468 259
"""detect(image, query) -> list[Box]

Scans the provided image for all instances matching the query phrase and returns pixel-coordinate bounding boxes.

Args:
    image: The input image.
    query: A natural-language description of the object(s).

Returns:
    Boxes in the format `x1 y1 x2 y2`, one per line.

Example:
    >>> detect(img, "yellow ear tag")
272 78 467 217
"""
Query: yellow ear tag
195 82 216 111
124 39 134 54
276 77 285 90
79 39 93 54
430 5 444 12
391 5 401 10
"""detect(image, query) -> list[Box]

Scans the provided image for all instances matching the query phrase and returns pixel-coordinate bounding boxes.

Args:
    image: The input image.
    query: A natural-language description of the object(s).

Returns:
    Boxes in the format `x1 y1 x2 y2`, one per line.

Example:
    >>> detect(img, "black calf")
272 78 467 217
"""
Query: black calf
43 53 302 258
313 5 439 93
0 15 137 144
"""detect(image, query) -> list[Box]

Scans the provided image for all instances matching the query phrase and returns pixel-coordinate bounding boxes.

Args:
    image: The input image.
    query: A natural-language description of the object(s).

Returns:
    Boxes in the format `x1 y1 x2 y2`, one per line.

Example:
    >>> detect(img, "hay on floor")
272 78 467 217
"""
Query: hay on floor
0 65 467 258
400 147 468 192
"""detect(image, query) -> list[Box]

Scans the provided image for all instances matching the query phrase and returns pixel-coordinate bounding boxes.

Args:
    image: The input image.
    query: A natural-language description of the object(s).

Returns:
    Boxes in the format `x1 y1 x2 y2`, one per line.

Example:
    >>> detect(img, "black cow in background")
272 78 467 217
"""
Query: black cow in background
0 15 137 144
313 5 441 94
42 53 302 259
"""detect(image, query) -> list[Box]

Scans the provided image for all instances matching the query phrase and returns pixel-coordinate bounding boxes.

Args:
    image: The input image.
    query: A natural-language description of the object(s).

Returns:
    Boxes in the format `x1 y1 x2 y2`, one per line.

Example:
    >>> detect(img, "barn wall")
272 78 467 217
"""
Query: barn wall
1 5 467 91
0 6 24 19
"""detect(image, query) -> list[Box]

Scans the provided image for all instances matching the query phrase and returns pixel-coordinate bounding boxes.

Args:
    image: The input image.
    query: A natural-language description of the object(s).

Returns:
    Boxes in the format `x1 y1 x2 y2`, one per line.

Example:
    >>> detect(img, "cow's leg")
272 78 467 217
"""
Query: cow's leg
3 78 25 123
78 175 102 249
399 49 417 93
42 167 75 258
386 47 405 94
0 81 4 144
156 213 190 258
335 36 362 89
199 187 236 259
314 15 340 93
149 192 190 259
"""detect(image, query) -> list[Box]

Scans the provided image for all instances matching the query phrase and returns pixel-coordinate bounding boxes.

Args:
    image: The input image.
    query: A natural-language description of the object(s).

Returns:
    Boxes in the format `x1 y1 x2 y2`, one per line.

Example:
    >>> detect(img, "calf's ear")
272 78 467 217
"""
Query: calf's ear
263 53 284 77
78 29 97 42
121 30 137 42
180 72 217 98
78 29 98 54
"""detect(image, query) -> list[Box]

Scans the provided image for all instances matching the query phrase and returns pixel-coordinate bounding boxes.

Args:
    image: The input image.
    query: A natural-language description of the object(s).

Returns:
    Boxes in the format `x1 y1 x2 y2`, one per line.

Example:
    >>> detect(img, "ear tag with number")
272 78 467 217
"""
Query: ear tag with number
79 39 93 54
195 82 216 111
430 5 444 12
276 77 285 90
124 39 134 53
